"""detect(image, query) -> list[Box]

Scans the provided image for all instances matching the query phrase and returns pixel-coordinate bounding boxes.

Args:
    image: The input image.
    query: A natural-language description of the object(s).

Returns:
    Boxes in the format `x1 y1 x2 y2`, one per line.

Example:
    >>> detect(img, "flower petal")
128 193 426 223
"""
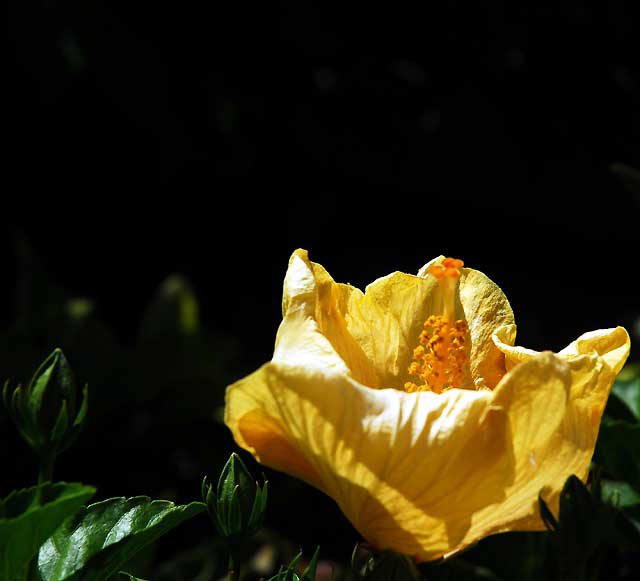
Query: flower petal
227 250 629 561
346 271 442 388
281 249 453 389
279 249 380 387
464 337 628 544
461 352 572 542
226 361 516 559
280 250 515 391
457 267 515 388
494 324 630 387
492 324 540 371
226 350 595 559
558 326 630 440
558 326 630 376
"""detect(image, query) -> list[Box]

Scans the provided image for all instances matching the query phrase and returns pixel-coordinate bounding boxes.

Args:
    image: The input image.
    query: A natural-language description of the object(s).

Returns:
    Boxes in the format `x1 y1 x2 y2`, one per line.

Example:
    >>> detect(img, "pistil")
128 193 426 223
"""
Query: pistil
404 258 468 394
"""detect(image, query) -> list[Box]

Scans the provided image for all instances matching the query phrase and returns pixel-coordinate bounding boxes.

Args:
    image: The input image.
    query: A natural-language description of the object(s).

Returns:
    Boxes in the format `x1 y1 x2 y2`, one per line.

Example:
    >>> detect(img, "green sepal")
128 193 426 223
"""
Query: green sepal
3 382 38 449
545 474 623 580
558 475 599 549
227 484 244 536
0 482 96 581
201 475 230 538
217 454 254 525
28 349 77 426
201 475 215 514
50 400 70 449
538 492 559 532
247 479 268 533
555 476 598 577
59 384 89 454
37 496 206 581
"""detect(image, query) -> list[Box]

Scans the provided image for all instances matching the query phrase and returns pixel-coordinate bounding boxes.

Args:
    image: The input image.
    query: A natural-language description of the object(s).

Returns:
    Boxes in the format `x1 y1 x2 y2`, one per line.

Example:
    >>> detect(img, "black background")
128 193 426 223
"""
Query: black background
6 1 640 352
4 0 640 572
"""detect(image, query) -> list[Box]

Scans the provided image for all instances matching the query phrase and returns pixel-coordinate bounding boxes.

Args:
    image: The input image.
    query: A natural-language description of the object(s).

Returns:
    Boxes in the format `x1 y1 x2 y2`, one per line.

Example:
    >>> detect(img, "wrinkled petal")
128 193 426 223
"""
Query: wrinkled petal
558 326 630 377
226 364 507 558
280 250 514 390
558 326 630 440
492 324 539 371
458 352 577 546
279 250 379 387
484 324 630 530
493 324 630 395
456 266 515 388
225 350 582 559
226 250 630 560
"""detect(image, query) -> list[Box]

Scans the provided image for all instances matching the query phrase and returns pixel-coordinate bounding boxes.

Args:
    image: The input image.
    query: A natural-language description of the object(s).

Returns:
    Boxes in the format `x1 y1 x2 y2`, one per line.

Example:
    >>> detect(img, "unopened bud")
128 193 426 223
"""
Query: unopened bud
202 452 267 544
2 349 88 462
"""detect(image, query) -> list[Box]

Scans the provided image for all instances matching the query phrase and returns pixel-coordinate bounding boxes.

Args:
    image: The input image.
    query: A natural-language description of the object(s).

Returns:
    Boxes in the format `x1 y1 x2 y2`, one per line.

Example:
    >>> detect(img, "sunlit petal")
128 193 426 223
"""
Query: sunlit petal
225 249 629 560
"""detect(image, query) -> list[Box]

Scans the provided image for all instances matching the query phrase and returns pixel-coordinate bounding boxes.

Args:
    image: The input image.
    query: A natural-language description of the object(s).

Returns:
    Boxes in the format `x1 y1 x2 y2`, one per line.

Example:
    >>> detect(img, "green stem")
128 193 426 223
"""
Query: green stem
38 451 55 485
26 452 56 581
227 551 241 581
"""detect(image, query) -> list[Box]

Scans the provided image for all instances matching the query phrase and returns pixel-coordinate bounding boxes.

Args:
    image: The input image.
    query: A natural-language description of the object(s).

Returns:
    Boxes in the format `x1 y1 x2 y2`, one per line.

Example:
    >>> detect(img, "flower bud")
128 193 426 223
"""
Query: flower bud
202 452 267 544
2 348 88 460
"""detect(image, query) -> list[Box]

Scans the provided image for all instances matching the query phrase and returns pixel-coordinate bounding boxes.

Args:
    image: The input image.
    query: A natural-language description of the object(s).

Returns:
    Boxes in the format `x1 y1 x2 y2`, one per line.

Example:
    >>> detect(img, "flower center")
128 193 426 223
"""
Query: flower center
404 258 468 394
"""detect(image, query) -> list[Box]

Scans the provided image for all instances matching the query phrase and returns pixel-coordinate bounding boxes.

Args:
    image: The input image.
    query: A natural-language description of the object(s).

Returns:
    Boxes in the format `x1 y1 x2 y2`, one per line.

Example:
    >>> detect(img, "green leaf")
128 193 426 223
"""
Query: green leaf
603 390 637 423
261 548 323 581
601 479 640 509
115 574 149 581
37 496 205 581
263 552 303 581
300 546 320 581
612 376 640 421
594 418 640 490
0 482 96 581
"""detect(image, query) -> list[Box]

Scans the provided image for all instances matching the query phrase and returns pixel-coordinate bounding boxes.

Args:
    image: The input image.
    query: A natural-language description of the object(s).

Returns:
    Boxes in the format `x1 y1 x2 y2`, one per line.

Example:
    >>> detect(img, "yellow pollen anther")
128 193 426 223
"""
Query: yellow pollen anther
404 257 468 394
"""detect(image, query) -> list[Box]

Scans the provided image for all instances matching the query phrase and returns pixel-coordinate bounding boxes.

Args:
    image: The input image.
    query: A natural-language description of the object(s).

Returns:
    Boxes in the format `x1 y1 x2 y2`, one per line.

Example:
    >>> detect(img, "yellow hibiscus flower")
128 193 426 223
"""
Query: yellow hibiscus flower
224 249 630 561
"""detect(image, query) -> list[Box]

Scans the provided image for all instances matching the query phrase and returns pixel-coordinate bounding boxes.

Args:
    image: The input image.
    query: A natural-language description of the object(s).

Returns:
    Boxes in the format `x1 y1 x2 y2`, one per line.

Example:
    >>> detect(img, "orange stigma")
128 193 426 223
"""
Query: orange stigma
426 257 464 280
404 257 468 394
